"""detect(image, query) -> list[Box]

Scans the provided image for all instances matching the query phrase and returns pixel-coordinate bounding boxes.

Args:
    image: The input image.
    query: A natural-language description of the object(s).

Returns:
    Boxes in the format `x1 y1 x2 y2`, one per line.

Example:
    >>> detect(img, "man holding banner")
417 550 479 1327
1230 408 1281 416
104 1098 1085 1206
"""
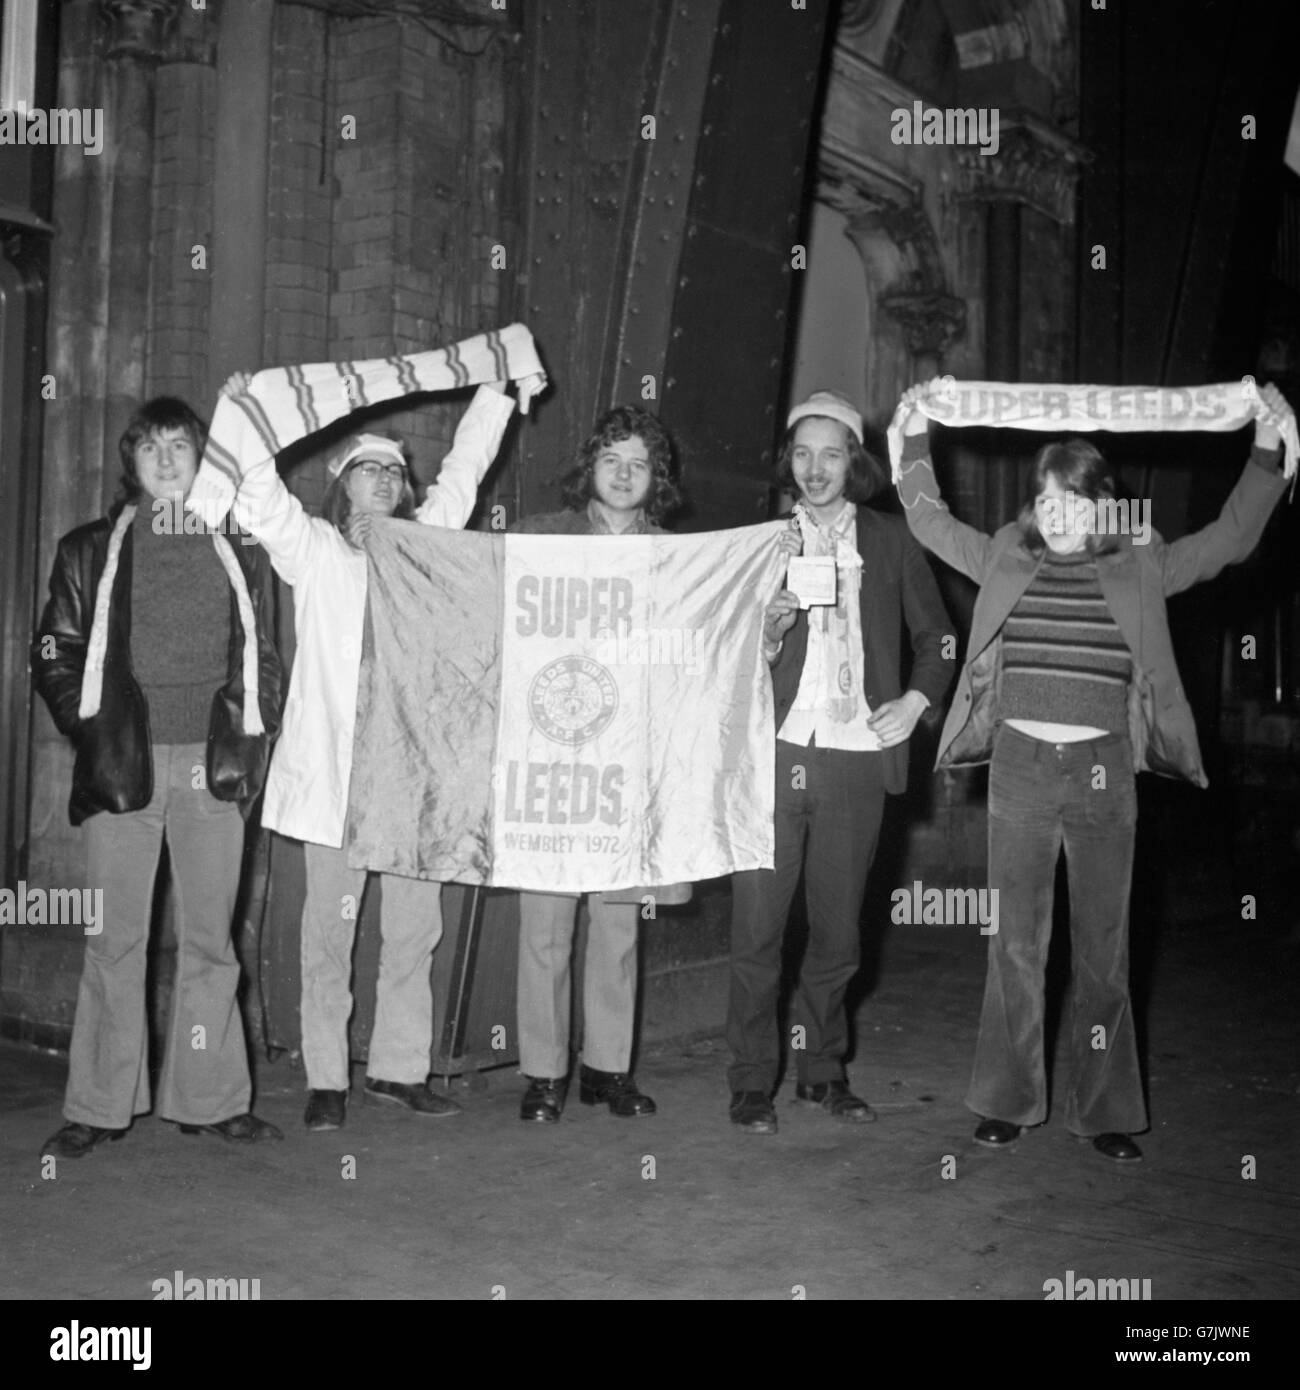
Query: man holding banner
727 391 953 1135
187 326 546 1131
891 375 1294 1162
510 405 681 1124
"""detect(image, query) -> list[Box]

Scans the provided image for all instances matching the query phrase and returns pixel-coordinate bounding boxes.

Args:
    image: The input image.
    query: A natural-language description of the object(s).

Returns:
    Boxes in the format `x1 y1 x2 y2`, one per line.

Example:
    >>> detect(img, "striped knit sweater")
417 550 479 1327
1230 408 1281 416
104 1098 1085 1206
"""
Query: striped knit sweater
998 550 1132 733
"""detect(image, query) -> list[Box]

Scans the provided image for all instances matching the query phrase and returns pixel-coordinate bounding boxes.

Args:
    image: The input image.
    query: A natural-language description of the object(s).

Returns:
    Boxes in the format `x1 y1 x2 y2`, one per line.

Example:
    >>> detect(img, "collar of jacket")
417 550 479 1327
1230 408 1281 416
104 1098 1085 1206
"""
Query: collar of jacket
78 503 264 735
968 529 1143 662
585 498 650 535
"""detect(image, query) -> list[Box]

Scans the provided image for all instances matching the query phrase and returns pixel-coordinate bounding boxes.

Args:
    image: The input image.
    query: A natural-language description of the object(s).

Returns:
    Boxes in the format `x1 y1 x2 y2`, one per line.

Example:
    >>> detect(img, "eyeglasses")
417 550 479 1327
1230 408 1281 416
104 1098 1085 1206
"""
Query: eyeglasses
352 461 406 482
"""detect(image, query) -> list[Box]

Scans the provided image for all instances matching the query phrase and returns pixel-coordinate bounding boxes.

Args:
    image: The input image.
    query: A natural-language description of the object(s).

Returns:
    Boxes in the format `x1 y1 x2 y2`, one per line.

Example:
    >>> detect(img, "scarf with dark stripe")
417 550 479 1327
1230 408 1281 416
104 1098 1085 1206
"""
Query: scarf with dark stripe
186 323 542 525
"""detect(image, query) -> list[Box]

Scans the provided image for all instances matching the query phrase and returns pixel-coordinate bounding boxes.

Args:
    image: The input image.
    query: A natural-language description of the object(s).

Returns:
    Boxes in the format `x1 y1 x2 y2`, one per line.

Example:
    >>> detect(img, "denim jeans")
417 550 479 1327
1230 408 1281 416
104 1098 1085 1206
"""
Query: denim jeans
967 723 1148 1136
727 739 885 1093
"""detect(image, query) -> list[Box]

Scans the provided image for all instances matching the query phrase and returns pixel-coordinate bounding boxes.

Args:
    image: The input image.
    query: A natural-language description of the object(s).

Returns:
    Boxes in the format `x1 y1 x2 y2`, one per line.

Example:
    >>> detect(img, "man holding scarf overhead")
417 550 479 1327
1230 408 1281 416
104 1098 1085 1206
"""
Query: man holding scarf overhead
892 375 1294 1162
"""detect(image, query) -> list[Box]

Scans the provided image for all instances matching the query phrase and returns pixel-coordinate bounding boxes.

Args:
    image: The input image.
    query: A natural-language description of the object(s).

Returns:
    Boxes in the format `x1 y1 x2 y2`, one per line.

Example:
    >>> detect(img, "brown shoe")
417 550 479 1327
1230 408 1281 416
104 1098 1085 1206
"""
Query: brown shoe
364 1078 462 1117
729 1090 777 1134
179 1113 284 1142
578 1065 656 1117
41 1121 126 1159
795 1080 876 1122
520 1076 566 1123
304 1090 347 1131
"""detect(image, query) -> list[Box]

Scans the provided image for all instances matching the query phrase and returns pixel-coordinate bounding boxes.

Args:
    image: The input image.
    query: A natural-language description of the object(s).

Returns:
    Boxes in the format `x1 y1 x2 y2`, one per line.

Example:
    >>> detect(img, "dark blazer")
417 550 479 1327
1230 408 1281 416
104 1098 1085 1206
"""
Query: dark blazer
770 505 954 796
32 504 283 825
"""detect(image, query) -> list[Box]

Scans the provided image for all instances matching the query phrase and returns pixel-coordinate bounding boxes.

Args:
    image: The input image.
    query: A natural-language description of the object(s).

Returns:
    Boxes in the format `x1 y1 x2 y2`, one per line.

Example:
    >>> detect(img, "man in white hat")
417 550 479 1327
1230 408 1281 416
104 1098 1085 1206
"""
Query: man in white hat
726 389 953 1134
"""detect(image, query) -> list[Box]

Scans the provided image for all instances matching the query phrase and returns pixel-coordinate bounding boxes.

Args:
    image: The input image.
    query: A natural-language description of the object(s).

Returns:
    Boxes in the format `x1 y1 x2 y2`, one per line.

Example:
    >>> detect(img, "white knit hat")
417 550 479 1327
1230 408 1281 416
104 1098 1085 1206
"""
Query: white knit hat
328 433 407 478
787 390 864 443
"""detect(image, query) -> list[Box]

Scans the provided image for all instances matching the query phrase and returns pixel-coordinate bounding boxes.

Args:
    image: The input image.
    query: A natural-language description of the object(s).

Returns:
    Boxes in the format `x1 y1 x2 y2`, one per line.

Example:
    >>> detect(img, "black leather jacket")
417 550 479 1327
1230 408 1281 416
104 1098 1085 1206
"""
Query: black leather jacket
32 505 283 825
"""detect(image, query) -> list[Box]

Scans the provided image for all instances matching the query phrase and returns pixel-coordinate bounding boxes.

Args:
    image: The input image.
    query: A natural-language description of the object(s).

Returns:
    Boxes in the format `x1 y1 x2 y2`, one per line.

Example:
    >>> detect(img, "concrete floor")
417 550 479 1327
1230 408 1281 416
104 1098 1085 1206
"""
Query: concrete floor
3 887 1297 1303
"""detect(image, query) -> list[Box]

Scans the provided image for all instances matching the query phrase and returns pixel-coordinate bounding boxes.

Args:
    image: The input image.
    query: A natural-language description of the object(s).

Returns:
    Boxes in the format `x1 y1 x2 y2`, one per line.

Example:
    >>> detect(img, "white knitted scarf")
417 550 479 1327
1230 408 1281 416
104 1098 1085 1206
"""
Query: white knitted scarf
186 323 542 526
886 380 1299 483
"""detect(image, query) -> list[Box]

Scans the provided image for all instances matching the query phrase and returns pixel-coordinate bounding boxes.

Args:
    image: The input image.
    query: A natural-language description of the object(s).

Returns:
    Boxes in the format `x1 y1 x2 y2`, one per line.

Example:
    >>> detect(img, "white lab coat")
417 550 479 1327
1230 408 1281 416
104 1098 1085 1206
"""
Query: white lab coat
232 386 513 847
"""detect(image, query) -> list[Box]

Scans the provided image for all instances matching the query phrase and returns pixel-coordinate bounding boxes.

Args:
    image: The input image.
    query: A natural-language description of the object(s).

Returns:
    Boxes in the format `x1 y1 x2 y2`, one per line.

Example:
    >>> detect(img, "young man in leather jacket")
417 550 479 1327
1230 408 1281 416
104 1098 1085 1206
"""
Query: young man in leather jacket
32 396 283 1159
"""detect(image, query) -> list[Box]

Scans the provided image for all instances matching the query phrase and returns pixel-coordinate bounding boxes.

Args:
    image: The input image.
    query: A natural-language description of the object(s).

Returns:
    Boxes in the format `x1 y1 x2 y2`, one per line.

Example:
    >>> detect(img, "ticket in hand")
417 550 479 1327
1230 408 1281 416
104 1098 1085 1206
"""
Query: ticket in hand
786 555 837 608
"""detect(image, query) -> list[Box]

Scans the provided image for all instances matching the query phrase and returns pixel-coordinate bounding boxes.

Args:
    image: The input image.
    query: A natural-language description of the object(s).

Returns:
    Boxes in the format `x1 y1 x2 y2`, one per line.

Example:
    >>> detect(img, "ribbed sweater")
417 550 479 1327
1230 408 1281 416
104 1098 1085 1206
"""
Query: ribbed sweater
130 505 230 742
999 549 1131 733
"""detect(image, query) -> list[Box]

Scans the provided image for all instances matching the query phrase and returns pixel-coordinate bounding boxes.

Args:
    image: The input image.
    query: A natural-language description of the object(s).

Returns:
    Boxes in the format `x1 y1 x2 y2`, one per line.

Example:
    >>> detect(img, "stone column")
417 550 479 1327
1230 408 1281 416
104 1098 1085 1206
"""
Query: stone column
101 0 173 509
208 0 273 399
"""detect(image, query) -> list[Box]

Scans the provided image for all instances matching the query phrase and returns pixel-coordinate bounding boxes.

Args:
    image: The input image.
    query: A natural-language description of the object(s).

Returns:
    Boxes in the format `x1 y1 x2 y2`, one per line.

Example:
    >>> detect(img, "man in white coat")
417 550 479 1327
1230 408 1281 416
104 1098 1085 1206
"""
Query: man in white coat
214 368 542 1129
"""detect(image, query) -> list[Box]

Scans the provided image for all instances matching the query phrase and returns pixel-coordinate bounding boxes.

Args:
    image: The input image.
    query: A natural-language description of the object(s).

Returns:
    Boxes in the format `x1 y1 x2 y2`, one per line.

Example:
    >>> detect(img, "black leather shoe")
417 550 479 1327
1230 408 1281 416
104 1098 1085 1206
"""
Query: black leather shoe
179 1113 284 1142
973 1118 1021 1147
41 1122 126 1159
304 1090 347 1131
578 1065 656 1117
364 1078 462 1117
1092 1131 1143 1162
795 1080 876 1122
729 1090 777 1134
520 1076 566 1123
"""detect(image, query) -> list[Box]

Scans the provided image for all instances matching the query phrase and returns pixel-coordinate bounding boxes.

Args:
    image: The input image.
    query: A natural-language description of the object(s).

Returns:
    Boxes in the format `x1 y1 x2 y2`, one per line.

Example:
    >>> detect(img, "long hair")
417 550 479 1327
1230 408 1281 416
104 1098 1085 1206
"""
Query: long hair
774 416 888 505
321 430 417 534
1018 437 1122 557
558 404 681 524
116 397 208 503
